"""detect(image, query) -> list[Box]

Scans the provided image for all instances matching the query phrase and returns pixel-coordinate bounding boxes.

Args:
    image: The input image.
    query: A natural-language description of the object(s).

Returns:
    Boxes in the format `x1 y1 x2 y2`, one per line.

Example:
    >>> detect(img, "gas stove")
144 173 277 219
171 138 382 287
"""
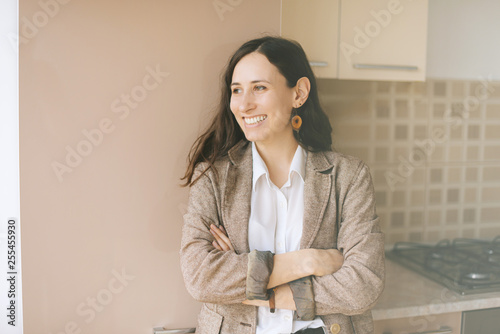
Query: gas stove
386 237 500 295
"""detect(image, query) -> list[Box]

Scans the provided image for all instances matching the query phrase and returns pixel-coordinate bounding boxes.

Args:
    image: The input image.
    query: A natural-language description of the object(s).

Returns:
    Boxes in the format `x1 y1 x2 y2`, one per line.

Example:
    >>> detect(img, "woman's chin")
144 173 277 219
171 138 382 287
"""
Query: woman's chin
242 131 262 143
244 135 260 143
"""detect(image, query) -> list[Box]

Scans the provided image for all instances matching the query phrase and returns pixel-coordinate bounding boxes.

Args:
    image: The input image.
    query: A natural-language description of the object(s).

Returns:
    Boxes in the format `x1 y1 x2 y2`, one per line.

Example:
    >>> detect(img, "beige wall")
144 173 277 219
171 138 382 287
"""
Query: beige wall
19 1 280 333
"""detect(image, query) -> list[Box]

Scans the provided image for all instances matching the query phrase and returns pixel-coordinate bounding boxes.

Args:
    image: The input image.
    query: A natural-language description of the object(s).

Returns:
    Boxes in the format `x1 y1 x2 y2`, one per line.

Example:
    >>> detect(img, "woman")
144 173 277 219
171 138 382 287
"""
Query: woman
180 36 384 334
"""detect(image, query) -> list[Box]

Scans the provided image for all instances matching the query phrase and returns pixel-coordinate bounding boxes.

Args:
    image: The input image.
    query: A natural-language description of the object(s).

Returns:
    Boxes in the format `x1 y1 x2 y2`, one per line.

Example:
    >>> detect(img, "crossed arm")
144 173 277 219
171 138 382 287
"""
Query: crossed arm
181 160 384 318
209 224 344 310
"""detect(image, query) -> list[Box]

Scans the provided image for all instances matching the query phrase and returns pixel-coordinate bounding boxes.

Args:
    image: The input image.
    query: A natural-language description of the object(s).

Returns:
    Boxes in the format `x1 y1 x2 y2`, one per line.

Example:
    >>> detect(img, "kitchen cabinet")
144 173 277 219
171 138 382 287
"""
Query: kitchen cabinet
426 0 500 81
462 307 500 333
281 0 429 81
281 0 340 78
373 312 461 334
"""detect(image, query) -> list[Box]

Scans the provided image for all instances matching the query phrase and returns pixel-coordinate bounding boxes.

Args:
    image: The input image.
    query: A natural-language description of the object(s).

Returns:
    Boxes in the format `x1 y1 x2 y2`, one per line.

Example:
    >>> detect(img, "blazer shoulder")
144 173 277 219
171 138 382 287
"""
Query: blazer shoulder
323 150 367 172
319 150 374 188
193 155 231 176
191 141 251 188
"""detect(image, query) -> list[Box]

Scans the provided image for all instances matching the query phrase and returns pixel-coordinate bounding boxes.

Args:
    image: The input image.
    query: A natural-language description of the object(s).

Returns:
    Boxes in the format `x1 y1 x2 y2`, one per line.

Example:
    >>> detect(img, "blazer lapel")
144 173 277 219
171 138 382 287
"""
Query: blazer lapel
301 151 335 249
222 141 252 254
221 143 335 252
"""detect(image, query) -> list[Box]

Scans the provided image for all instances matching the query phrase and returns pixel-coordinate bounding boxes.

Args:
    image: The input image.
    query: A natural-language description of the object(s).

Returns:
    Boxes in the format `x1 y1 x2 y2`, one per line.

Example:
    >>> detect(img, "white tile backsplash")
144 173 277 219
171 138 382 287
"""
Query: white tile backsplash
318 78 500 244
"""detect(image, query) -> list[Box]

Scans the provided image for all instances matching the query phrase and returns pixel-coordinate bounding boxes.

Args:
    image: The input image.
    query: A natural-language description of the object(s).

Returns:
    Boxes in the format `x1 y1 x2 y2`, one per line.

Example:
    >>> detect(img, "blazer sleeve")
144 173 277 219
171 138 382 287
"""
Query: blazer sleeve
180 165 249 304
311 161 385 316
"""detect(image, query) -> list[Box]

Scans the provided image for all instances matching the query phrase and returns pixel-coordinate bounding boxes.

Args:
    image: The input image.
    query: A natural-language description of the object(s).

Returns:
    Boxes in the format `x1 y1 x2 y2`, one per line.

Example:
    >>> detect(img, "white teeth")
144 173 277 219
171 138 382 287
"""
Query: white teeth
244 115 267 125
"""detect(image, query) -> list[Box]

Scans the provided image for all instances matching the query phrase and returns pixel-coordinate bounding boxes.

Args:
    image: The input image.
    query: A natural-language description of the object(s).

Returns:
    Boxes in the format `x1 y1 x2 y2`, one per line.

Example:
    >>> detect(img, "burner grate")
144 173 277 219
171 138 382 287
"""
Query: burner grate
387 237 500 295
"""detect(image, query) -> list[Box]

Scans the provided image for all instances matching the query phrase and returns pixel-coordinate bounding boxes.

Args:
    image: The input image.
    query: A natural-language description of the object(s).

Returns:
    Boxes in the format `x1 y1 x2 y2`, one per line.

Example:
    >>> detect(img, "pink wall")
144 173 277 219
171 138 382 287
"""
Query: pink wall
19 1 280 333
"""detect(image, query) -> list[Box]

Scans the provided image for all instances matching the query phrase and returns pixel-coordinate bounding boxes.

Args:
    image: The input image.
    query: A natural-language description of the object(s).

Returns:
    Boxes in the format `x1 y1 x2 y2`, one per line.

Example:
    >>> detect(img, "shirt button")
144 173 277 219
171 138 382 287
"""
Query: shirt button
284 315 291 321
280 201 286 208
330 323 341 334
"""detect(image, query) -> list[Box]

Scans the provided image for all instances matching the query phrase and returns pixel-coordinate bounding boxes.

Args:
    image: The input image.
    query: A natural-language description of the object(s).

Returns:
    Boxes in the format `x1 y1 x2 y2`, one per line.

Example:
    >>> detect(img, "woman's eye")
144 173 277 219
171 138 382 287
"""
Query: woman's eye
255 85 266 91
232 88 242 94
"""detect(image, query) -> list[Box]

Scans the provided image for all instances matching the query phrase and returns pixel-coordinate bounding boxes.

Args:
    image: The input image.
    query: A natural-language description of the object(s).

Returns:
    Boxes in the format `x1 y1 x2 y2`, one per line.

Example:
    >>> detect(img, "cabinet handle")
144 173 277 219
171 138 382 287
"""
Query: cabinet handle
309 61 328 67
153 328 196 334
382 326 453 334
353 63 418 71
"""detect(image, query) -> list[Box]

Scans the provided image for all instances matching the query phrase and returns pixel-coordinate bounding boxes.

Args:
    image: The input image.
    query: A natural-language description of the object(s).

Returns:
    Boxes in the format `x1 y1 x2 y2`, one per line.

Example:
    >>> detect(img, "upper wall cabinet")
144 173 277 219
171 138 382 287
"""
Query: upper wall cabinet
282 0 340 79
426 0 500 81
281 0 429 81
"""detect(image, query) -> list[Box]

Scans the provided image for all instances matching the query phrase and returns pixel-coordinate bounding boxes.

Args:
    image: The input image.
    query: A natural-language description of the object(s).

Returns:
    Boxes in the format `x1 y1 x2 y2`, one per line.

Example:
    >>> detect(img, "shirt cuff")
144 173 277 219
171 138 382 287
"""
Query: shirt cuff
246 250 274 300
289 276 316 321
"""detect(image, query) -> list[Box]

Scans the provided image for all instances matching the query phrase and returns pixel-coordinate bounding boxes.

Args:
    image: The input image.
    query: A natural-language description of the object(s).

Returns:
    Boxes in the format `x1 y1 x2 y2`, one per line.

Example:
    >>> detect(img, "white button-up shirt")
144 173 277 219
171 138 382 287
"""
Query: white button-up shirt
249 142 325 334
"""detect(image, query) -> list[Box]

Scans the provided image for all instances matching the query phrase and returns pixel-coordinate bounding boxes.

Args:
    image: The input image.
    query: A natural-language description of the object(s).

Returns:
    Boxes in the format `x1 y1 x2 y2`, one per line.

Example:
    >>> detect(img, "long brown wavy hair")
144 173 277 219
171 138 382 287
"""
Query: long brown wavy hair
181 36 332 186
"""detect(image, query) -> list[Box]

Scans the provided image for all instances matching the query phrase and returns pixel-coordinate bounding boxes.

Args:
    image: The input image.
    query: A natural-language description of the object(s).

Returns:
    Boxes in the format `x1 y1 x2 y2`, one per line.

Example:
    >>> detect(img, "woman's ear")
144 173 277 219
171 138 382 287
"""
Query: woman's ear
293 77 311 108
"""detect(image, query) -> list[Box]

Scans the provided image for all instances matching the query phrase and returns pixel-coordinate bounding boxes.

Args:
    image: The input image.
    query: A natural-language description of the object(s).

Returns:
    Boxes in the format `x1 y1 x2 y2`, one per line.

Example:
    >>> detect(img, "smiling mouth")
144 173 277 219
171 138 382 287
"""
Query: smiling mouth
244 115 267 125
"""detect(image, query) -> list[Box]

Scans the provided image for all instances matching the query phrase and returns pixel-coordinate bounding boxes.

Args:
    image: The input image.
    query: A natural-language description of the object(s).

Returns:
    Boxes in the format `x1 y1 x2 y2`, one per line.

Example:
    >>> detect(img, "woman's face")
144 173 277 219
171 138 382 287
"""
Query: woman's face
230 52 296 146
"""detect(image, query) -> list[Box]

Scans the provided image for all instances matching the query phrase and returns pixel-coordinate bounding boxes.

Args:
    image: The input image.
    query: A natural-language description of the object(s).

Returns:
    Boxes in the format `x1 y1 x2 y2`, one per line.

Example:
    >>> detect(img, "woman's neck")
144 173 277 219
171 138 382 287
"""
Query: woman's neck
255 135 299 188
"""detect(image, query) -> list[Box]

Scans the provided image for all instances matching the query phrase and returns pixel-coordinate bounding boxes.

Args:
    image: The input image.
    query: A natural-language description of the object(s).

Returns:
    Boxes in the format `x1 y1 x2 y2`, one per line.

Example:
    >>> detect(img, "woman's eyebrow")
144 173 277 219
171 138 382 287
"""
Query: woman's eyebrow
230 80 271 86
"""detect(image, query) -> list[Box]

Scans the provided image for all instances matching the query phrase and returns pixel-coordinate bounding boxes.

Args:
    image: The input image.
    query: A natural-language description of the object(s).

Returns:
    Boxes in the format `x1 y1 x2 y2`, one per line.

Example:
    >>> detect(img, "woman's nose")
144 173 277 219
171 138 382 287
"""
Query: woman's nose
238 92 256 113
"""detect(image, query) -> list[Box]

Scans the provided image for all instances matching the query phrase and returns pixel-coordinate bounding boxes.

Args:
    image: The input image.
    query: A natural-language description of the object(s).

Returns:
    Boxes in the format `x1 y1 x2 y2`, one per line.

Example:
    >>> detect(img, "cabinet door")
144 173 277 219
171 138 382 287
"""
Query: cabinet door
338 0 428 81
281 0 340 79
462 307 500 334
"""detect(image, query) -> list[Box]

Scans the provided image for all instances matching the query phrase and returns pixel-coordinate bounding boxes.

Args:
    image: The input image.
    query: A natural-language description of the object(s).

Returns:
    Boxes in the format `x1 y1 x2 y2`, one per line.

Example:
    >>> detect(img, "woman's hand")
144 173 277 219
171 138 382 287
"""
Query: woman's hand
242 284 296 310
267 248 344 288
210 224 234 251
210 223 343 283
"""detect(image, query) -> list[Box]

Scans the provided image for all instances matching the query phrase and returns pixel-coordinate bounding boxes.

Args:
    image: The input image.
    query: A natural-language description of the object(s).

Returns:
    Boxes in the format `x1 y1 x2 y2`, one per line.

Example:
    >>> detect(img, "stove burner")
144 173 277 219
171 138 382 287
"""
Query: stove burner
480 242 500 265
389 236 500 295
459 270 494 286
488 254 500 264
429 251 442 259
432 251 460 261
424 249 464 270
483 246 500 256
462 272 491 281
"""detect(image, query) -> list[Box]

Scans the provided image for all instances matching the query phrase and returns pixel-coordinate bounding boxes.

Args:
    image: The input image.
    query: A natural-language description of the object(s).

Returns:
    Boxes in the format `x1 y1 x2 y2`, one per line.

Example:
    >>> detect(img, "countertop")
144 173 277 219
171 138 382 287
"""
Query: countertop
372 258 500 320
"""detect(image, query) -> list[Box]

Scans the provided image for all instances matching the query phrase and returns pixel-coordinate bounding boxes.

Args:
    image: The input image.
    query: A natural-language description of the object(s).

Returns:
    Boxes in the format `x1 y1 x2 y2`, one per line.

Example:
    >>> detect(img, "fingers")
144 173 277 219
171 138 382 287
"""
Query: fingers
212 240 223 251
211 231 232 251
210 224 235 251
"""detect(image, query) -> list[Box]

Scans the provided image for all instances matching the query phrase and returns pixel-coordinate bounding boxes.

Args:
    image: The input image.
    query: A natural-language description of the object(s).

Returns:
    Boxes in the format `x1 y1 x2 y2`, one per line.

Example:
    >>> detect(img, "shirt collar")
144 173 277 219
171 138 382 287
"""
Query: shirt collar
252 142 307 191
252 143 270 190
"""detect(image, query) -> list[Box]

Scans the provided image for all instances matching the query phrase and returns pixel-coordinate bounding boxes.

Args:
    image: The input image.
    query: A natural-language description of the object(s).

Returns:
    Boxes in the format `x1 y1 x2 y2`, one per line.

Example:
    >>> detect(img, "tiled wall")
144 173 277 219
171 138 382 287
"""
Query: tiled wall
318 78 500 245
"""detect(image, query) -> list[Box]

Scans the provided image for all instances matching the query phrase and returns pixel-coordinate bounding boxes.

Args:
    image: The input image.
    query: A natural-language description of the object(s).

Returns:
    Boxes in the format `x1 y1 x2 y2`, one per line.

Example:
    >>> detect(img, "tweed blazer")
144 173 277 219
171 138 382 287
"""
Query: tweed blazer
180 141 385 334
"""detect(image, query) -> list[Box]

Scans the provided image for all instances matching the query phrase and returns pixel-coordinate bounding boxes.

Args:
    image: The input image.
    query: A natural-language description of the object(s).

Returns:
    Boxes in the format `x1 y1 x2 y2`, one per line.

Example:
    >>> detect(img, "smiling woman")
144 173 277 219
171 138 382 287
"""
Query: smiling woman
229 52 305 151
182 37 332 187
180 36 384 334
